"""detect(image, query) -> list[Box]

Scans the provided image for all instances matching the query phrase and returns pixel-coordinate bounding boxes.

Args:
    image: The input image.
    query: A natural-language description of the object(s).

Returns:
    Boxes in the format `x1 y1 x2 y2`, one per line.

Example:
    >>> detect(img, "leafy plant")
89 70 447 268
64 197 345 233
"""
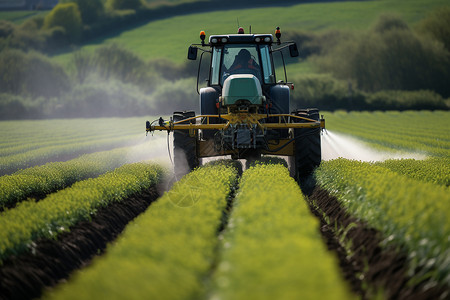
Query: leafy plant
211 163 354 299
44 163 239 300
0 162 164 264
315 159 450 287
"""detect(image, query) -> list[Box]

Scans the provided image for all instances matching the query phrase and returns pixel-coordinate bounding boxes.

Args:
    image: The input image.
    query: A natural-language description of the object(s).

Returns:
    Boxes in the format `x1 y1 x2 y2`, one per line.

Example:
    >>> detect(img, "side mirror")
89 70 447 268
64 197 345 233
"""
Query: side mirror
289 43 299 57
188 46 198 60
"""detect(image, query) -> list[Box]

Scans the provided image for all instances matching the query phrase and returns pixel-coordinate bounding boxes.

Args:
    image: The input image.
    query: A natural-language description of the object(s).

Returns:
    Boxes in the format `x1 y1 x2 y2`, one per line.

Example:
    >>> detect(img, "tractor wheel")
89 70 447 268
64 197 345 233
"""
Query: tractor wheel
290 108 321 182
173 111 199 179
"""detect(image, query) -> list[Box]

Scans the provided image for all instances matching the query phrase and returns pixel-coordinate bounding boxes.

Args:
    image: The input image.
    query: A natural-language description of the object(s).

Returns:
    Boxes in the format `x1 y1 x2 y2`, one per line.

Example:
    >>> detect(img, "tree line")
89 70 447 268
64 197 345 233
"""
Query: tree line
0 4 449 119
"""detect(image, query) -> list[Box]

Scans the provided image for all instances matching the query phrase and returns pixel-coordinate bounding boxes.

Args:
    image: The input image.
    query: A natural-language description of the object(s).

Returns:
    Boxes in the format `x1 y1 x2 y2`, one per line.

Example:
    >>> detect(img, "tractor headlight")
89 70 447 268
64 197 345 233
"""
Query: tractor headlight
211 38 218 44
255 37 261 42
221 38 228 43
264 37 271 42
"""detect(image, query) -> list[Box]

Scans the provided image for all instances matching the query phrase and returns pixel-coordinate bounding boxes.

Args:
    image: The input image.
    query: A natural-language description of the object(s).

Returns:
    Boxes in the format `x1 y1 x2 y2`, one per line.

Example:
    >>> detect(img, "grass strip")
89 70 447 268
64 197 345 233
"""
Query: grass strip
210 163 354 299
0 162 164 264
315 158 450 287
44 163 239 300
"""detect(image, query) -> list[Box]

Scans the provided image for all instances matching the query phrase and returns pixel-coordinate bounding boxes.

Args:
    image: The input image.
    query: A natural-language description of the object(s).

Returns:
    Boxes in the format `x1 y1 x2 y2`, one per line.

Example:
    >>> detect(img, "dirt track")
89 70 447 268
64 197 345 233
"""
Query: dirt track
0 187 159 300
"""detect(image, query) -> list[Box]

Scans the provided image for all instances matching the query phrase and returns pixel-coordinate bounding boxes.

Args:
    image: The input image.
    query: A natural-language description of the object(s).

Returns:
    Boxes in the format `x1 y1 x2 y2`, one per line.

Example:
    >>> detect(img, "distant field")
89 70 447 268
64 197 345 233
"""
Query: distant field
53 0 449 65
0 10 49 24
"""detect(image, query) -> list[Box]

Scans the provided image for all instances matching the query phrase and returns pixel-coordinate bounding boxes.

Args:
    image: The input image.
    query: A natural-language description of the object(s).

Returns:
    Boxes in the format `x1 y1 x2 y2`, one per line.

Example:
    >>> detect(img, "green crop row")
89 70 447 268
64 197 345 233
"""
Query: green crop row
0 162 164 264
210 163 354 300
0 118 140 151
0 145 152 209
0 134 142 175
45 163 239 300
0 131 127 157
0 117 158 174
325 111 450 157
315 159 450 287
376 157 450 187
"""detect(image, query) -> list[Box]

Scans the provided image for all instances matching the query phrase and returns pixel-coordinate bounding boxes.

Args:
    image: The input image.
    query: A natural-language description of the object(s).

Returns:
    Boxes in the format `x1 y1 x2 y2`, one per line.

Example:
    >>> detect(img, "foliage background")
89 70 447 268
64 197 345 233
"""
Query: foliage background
0 0 449 119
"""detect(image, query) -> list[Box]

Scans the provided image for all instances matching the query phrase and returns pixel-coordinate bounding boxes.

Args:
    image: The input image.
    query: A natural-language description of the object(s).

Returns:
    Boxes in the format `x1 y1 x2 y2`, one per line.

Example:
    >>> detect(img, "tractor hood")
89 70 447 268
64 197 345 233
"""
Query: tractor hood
222 75 264 106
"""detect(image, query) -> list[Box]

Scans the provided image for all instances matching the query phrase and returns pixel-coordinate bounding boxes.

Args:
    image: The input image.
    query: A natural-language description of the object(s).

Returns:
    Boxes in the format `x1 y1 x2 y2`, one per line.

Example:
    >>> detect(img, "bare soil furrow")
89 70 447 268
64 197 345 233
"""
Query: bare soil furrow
0 188 159 300
308 186 448 299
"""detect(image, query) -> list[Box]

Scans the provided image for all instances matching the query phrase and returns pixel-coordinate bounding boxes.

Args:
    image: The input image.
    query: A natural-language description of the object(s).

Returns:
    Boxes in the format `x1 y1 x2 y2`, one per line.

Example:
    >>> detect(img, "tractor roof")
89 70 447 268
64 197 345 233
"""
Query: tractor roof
208 34 274 45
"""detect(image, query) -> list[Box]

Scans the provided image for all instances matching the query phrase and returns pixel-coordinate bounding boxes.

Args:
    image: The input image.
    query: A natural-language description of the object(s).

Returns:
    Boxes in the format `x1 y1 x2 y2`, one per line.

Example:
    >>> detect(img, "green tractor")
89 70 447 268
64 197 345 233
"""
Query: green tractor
147 27 324 180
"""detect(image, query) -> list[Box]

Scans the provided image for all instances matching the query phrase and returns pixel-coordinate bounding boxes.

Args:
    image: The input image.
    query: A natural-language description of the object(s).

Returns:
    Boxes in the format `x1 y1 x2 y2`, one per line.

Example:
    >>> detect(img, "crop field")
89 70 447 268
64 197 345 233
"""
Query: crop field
0 111 449 299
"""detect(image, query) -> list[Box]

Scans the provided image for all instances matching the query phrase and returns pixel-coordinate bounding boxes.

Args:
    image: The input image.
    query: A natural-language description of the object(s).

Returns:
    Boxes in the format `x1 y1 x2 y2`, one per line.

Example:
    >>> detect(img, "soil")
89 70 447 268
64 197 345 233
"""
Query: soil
308 186 449 300
0 187 159 300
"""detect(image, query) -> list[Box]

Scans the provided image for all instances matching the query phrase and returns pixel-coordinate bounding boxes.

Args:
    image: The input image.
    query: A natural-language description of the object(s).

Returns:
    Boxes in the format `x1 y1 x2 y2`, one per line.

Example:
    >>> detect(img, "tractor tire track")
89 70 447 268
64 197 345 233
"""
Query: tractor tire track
308 186 448 300
0 187 160 300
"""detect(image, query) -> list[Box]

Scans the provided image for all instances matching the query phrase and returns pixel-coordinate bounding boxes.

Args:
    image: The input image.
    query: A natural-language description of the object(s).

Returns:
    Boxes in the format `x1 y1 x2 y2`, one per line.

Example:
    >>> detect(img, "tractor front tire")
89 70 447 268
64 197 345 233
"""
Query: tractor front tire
289 108 321 184
173 111 199 179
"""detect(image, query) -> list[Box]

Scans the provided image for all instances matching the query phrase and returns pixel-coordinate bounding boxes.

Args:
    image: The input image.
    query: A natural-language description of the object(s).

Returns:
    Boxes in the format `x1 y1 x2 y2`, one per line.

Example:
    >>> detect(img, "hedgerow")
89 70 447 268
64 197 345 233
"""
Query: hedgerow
44 163 239 300
210 163 354 299
0 162 164 264
315 159 450 287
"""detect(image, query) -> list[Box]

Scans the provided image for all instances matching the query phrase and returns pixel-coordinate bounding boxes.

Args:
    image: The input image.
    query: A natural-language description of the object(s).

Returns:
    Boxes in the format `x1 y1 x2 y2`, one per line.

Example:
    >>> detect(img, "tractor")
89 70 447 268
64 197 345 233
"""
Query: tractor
146 27 325 181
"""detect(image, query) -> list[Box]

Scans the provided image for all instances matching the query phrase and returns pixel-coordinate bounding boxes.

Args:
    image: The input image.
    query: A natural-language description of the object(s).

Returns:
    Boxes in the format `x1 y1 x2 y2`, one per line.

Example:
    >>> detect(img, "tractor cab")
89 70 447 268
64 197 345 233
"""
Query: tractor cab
188 27 299 118
208 35 273 87
189 28 299 93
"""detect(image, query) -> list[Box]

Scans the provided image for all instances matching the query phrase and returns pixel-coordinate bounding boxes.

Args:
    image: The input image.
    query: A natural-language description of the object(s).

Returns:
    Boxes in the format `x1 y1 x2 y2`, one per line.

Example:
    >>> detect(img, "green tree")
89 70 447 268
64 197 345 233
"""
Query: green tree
0 49 70 98
43 3 83 43
60 0 105 24
314 15 450 97
372 13 409 34
106 0 145 10
418 6 450 52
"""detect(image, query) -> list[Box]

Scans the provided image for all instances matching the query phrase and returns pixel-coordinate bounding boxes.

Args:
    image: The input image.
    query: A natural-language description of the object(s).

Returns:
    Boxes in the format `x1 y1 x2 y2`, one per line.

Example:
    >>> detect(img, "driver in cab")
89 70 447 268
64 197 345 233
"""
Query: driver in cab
225 49 262 81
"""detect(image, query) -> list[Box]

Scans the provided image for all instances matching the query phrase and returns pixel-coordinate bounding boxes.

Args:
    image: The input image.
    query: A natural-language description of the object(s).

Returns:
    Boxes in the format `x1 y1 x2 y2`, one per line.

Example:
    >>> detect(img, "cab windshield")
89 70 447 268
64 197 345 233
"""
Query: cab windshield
210 44 275 86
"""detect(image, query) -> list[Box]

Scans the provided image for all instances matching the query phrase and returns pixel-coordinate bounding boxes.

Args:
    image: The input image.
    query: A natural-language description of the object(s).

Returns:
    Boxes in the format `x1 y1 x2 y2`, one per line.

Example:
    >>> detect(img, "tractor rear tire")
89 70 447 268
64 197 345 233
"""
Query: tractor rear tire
290 108 321 182
173 111 199 179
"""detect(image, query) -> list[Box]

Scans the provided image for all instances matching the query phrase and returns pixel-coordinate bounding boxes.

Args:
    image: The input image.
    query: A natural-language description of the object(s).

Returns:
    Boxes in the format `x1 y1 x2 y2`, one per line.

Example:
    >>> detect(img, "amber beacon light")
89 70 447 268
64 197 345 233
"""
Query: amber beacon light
200 30 206 45
275 26 281 44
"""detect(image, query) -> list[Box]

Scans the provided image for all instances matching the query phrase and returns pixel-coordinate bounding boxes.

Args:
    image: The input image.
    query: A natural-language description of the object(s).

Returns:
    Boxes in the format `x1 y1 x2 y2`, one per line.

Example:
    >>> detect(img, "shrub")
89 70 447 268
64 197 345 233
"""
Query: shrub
106 0 145 11
0 49 70 99
56 79 152 117
0 20 15 38
19 16 45 31
91 44 146 83
290 73 367 110
313 15 450 97
285 29 353 58
372 13 409 33
417 6 450 52
8 27 46 51
150 78 198 114
60 0 105 24
43 3 83 43
71 44 161 91
366 90 448 110
0 94 31 120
